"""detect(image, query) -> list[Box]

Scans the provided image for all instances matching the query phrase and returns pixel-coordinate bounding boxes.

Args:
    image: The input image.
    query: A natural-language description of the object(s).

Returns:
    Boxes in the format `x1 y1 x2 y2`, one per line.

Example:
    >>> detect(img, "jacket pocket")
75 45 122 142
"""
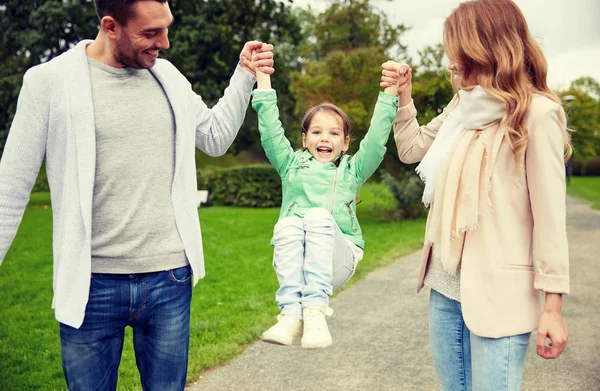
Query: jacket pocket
284 201 297 218
345 200 358 233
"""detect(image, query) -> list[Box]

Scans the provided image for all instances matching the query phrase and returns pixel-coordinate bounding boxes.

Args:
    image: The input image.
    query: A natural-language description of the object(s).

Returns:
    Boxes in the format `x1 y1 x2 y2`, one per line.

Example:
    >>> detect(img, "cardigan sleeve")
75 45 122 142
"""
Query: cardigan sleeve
525 103 570 294
0 71 48 263
393 96 457 164
191 64 256 156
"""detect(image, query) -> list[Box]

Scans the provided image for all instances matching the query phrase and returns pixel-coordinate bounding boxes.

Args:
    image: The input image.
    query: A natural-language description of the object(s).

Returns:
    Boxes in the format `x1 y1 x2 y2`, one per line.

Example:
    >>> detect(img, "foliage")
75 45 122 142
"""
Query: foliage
381 171 427 220
584 157 600 176
202 165 282 207
411 44 454 125
33 167 50 192
571 76 600 100
295 0 405 61
560 77 600 162
0 0 99 152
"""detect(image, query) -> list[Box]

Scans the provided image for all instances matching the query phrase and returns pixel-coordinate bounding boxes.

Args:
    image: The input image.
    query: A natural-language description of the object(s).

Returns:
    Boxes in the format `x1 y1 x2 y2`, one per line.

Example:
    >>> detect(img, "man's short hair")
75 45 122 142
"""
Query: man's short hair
93 0 168 24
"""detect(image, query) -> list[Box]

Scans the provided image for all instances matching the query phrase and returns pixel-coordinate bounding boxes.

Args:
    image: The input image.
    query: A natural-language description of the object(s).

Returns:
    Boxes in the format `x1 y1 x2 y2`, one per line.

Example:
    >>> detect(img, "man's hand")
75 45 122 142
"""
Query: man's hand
240 41 274 76
536 293 568 359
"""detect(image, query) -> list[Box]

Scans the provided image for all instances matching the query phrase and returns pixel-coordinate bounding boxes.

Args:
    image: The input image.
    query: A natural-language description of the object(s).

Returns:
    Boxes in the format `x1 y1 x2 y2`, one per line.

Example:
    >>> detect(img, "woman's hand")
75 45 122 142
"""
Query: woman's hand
381 61 412 105
536 293 568 359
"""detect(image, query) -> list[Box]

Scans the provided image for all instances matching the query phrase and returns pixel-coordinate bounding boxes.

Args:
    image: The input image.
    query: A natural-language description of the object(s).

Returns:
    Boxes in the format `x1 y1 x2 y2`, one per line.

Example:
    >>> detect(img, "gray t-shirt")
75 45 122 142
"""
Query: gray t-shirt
88 57 187 273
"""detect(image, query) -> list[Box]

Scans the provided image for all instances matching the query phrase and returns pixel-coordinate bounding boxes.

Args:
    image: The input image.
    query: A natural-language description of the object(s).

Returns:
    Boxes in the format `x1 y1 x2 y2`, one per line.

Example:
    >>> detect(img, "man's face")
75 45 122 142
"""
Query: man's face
113 1 173 69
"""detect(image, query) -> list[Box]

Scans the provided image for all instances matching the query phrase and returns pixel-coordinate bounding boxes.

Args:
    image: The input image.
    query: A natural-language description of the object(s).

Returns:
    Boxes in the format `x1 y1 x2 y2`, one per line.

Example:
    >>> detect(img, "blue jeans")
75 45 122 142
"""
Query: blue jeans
429 289 531 391
59 265 192 391
272 208 360 320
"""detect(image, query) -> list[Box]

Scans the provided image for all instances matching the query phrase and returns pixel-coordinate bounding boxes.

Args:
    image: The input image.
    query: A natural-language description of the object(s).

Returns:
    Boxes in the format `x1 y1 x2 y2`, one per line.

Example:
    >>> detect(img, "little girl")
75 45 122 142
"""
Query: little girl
248 57 399 349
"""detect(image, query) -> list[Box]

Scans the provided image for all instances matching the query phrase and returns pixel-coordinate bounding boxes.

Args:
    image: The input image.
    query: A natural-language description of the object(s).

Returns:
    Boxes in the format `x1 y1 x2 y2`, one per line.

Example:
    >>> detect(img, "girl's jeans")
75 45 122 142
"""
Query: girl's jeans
429 289 531 391
59 265 192 391
272 207 361 320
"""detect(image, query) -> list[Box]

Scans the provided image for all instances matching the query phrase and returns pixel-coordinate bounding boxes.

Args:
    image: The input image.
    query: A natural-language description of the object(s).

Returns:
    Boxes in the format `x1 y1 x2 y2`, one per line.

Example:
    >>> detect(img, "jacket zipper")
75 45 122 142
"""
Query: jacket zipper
329 167 339 213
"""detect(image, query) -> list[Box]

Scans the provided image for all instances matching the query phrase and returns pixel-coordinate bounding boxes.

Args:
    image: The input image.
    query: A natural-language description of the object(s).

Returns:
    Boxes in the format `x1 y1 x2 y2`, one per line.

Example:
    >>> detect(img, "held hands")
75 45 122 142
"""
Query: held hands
381 61 412 105
240 41 275 76
536 294 568 359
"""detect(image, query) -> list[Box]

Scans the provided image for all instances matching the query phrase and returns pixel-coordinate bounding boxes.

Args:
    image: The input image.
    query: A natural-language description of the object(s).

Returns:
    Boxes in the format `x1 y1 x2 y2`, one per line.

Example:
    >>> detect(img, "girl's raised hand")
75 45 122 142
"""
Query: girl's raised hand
240 41 275 76
243 43 274 90
381 61 412 102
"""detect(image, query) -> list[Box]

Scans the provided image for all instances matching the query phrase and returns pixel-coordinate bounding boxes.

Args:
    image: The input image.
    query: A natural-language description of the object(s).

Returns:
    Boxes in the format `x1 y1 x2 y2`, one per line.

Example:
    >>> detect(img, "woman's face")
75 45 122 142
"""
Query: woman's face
447 56 476 89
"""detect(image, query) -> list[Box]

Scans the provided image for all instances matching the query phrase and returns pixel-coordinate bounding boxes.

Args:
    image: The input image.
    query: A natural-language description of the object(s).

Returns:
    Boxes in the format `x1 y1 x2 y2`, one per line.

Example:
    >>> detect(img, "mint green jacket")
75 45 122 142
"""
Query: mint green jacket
251 90 398 249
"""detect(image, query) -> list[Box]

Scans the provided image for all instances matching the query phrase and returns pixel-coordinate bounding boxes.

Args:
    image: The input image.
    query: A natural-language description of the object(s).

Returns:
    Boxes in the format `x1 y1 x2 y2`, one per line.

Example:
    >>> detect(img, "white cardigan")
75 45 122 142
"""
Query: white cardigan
0 40 256 328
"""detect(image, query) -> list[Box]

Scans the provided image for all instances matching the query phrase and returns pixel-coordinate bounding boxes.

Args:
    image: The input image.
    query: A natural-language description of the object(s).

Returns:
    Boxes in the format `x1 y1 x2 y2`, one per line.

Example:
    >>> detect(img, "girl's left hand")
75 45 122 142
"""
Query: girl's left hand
536 309 568 359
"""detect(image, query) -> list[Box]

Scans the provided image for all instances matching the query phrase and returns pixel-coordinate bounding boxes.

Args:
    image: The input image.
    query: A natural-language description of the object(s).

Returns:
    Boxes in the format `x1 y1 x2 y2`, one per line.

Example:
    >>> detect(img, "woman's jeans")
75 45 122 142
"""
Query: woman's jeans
272 207 360 320
59 265 193 391
429 289 531 391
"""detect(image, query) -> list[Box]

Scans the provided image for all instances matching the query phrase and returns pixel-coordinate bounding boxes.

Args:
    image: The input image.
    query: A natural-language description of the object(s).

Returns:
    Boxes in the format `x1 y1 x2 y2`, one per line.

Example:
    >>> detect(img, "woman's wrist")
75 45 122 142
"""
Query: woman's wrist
543 292 563 314
399 90 412 107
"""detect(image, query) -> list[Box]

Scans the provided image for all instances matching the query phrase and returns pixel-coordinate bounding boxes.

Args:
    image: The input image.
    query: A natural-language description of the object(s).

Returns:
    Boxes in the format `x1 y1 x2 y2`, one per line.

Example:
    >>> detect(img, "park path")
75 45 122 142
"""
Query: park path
187 196 600 391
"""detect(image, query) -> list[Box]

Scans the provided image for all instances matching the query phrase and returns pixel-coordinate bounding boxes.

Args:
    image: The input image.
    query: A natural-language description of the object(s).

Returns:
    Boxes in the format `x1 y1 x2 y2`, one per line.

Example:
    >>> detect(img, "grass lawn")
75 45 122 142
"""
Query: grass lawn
0 183 425 390
567 176 600 210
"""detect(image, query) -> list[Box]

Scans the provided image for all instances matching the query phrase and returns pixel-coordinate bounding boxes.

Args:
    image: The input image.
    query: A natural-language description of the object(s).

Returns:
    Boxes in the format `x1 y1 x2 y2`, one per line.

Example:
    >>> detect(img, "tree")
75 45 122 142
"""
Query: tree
0 0 99 153
561 77 600 162
570 76 600 101
410 44 454 125
295 0 405 62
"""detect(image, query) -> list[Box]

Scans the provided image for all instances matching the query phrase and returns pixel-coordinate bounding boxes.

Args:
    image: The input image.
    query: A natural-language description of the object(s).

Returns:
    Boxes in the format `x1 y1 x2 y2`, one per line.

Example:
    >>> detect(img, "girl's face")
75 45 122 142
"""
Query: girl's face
302 111 350 163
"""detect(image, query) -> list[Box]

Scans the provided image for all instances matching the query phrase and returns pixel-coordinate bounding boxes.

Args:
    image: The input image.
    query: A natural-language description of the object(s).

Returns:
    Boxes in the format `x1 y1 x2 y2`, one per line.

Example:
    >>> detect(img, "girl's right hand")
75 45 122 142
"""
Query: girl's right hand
381 61 412 105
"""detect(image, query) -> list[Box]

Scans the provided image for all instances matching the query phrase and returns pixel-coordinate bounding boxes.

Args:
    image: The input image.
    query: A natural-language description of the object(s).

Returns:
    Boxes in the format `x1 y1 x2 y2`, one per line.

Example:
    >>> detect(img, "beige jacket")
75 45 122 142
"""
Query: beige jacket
394 95 570 338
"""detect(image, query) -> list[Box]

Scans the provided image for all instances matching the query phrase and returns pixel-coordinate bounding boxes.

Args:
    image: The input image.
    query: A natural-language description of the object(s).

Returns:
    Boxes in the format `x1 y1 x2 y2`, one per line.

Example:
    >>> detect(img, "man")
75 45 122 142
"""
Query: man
0 0 274 389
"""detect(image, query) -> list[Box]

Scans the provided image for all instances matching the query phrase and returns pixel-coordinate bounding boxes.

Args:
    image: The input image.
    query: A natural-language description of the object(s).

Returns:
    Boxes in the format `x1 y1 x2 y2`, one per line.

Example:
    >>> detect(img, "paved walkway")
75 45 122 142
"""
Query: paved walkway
187 197 600 391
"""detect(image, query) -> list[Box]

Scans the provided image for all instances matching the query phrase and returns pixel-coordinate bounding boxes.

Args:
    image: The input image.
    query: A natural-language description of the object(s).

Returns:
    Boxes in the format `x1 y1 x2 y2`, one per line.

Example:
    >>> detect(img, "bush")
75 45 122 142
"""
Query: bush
571 159 583 176
584 157 600 176
33 169 50 192
201 165 282 207
381 171 427 219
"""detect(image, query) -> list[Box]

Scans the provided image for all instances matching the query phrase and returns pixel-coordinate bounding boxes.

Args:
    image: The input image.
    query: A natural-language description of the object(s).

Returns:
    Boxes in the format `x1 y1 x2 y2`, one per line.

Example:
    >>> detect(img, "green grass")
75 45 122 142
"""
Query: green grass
0 183 425 391
567 176 600 210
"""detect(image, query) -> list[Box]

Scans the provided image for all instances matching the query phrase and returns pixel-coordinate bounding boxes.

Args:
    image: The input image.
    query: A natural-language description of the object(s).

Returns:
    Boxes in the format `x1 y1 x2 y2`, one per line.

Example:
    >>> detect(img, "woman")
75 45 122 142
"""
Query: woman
381 0 570 389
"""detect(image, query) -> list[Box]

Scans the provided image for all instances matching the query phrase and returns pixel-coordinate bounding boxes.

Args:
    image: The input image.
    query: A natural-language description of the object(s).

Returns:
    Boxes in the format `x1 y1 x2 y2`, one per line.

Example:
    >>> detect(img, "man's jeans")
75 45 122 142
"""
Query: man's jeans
429 289 531 391
272 207 360 320
59 265 192 391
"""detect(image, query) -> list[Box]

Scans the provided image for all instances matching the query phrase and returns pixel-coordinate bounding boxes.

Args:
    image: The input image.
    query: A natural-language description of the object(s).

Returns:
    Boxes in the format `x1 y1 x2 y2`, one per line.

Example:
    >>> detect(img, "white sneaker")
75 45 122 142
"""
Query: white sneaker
261 314 303 345
301 307 334 349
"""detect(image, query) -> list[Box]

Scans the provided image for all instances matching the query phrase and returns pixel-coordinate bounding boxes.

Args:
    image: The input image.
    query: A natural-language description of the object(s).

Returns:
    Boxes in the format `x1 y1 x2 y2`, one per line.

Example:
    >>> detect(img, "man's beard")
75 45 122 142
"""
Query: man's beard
113 37 147 69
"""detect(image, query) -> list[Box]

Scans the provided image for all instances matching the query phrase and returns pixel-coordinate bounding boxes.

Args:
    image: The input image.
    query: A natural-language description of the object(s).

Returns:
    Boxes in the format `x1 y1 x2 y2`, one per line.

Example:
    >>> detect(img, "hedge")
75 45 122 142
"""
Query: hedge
200 164 281 207
571 157 600 176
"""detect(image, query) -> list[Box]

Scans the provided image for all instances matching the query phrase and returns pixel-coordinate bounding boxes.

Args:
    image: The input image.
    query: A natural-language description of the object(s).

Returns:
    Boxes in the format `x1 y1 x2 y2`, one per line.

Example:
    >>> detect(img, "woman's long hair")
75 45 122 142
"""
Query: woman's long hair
443 0 572 160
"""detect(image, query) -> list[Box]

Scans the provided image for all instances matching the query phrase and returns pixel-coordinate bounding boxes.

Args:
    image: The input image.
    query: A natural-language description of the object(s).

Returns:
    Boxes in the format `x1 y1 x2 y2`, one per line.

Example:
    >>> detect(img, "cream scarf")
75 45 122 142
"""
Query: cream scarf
418 86 507 275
